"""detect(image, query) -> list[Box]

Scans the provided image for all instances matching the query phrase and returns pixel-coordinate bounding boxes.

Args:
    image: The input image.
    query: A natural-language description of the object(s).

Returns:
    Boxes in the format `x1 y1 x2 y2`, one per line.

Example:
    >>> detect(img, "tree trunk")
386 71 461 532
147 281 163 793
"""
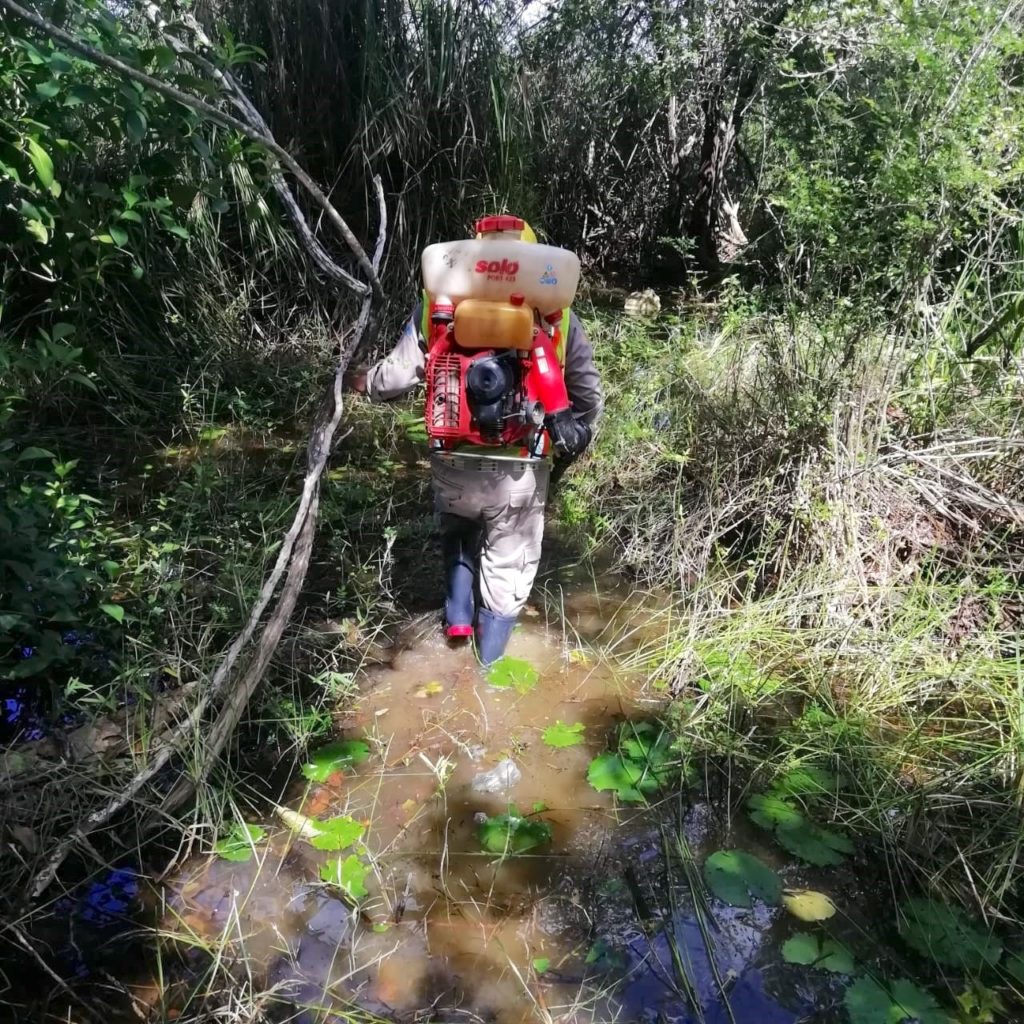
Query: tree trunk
687 91 748 269
686 2 791 272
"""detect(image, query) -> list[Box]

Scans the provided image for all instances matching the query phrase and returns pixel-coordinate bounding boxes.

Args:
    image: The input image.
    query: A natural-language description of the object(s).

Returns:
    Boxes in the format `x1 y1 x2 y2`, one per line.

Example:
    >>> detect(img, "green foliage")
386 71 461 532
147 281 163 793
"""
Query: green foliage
477 806 552 855
485 656 539 694
0 4 261 413
214 822 266 862
844 976 949 1024
587 720 687 803
0 446 123 679
308 815 365 852
319 854 370 901
542 721 585 748
702 850 780 908
747 793 854 866
781 932 855 974
300 739 371 782
898 899 1002 970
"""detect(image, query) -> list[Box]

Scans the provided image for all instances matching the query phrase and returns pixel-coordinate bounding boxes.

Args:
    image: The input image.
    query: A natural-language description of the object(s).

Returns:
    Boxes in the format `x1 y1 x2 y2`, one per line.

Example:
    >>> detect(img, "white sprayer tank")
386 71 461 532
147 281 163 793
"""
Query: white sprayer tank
422 237 581 317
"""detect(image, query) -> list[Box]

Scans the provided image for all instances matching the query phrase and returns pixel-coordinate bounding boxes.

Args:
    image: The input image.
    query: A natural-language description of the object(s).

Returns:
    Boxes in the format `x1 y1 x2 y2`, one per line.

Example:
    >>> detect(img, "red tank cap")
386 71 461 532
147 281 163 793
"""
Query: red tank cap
509 293 525 306
475 215 525 234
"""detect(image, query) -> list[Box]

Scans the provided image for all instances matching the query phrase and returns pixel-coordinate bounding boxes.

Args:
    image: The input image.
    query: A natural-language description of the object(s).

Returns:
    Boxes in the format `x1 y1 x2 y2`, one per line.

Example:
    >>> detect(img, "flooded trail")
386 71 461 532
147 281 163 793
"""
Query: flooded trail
154 582 827 1024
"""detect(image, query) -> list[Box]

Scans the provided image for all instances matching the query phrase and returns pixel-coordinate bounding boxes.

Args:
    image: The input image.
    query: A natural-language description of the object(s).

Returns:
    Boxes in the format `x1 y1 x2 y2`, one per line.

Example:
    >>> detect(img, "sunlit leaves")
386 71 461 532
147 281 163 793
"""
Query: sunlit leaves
25 136 54 190
486 656 539 694
320 854 369 901
308 815 365 852
543 721 585 748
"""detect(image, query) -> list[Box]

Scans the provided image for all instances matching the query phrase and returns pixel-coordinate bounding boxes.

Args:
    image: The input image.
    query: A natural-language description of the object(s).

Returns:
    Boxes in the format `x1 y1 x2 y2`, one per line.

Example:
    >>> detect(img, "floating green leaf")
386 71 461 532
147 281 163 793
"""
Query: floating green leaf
301 738 370 782
703 850 781 907
746 793 853 865
214 822 266 862
533 957 550 973
587 751 657 802
477 806 552 855
309 815 365 851
486 656 539 694
775 820 854 866
320 854 369 901
845 976 949 1024
543 721 585 748
586 721 684 802
781 932 855 974
782 889 837 922
747 793 805 830
898 898 1002 970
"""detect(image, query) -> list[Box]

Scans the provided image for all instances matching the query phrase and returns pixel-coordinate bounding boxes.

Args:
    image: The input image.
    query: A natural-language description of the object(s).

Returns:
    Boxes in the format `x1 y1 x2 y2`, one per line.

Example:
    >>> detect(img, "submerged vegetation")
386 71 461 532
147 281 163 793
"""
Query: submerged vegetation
2 0 1023 1020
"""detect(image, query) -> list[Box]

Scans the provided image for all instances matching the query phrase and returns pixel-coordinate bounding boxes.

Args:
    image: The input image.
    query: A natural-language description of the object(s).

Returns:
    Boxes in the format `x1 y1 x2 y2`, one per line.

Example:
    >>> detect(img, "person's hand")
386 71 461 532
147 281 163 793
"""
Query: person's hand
344 366 369 394
545 408 591 459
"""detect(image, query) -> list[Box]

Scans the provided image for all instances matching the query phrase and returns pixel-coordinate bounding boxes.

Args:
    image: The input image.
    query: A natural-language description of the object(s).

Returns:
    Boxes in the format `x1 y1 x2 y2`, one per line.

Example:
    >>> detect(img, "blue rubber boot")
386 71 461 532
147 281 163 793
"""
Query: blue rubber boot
476 608 518 667
441 521 479 639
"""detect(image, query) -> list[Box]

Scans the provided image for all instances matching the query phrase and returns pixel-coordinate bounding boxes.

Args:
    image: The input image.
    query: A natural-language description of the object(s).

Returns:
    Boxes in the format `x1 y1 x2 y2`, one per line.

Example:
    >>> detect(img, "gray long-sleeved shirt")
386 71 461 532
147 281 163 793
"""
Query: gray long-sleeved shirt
367 301 604 429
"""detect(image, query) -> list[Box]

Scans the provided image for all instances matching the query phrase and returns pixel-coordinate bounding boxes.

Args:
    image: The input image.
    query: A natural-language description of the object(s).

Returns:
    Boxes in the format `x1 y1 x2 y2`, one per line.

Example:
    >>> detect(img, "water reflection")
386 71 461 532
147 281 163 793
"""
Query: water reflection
154 587 809 1024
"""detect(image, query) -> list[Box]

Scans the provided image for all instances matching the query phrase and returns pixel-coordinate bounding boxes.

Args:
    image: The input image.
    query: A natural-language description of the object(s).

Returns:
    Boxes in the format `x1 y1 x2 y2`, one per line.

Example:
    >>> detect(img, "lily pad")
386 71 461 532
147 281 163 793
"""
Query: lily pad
309 815 365 851
586 721 685 802
748 793 805 830
782 932 854 974
703 850 781 908
782 888 837 922
320 854 370 901
543 721 586 748
486 656 539 694
214 822 266 862
301 738 370 782
844 976 949 1024
747 793 853 866
898 898 1002 970
587 751 659 802
478 807 552 855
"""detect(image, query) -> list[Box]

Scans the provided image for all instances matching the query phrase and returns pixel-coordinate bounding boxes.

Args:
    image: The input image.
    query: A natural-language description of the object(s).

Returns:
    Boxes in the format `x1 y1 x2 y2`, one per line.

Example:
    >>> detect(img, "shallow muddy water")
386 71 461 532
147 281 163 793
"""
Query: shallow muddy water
149 582 841 1024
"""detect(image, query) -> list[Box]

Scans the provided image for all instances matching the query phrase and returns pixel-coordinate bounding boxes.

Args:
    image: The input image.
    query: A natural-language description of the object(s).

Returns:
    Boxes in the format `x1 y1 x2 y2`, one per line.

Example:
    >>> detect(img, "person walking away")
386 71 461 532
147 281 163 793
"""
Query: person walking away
356 216 602 665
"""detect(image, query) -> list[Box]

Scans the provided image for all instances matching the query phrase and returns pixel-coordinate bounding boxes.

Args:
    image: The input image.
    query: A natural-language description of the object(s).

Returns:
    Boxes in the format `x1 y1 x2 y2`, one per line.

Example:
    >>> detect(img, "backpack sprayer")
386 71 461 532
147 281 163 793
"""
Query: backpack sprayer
420 216 582 457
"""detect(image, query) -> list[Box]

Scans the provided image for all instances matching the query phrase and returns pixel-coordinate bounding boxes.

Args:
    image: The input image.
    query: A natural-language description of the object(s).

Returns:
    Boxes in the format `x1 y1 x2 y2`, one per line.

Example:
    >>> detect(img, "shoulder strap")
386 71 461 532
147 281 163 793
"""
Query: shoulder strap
555 307 572 365
419 290 430 348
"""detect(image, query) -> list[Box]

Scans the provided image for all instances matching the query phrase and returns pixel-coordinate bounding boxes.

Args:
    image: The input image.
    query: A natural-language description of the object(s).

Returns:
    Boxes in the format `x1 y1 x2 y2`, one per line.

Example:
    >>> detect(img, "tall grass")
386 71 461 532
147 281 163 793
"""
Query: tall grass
561 295 1024 931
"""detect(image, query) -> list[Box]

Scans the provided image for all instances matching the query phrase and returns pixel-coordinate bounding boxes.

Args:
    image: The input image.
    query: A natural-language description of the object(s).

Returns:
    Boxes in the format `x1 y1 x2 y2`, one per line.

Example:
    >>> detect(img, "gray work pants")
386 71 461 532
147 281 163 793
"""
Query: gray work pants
431 454 550 618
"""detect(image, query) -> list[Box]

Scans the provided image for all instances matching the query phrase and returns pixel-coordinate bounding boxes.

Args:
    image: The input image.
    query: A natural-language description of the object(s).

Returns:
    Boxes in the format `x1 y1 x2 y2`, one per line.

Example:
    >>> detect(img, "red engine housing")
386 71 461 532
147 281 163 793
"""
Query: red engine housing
424 304 570 455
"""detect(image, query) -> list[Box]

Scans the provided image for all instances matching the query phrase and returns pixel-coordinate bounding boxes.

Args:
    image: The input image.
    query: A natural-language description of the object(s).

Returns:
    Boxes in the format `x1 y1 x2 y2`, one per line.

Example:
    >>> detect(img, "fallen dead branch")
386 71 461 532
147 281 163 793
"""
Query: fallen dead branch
0 0 390 898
